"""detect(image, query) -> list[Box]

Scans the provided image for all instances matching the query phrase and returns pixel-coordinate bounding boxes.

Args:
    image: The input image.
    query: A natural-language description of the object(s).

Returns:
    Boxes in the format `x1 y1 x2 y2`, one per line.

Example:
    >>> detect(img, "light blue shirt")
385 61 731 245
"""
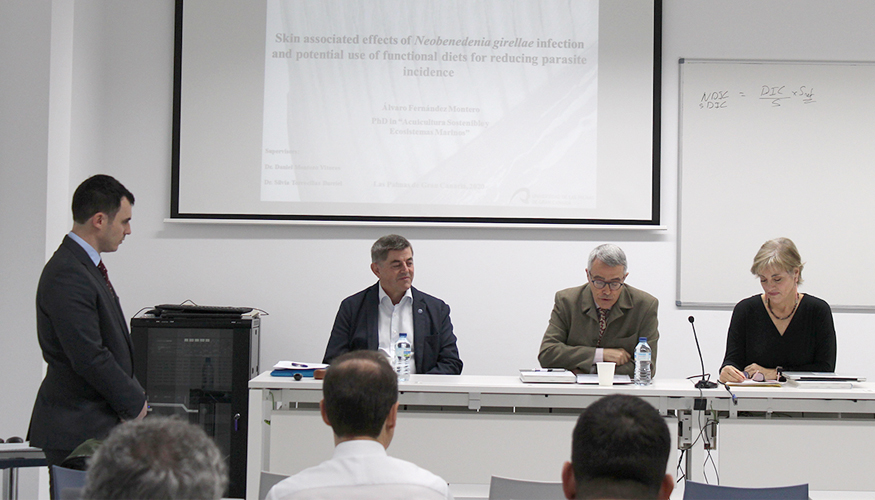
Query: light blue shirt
67 231 101 266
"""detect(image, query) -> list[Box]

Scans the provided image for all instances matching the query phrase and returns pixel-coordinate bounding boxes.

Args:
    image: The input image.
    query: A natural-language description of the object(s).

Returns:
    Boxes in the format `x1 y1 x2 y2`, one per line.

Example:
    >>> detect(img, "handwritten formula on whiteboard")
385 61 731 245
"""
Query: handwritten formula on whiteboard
699 85 816 109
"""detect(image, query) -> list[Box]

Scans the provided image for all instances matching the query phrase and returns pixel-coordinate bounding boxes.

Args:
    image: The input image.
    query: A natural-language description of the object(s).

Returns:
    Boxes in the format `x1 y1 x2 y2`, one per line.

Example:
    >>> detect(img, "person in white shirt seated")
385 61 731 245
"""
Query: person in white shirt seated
265 350 454 500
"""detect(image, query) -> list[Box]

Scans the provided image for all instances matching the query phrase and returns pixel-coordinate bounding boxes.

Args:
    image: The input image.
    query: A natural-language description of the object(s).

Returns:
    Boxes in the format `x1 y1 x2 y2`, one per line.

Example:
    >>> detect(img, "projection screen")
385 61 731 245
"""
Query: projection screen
171 0 662 225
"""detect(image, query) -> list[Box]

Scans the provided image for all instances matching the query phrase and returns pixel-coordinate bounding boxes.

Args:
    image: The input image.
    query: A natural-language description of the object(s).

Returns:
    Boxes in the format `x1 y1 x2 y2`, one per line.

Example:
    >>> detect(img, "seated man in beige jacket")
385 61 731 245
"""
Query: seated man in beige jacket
538 244 659 376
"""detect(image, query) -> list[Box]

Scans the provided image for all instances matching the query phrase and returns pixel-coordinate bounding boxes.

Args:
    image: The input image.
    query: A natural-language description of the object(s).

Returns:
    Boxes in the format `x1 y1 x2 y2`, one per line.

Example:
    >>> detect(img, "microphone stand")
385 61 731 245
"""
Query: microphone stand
688 316 717 389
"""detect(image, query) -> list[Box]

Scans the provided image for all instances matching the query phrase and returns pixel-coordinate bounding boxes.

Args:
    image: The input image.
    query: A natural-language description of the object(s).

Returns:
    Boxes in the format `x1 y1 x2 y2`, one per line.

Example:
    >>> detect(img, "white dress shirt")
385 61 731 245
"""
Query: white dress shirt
377 286 416 374
265 440 453 500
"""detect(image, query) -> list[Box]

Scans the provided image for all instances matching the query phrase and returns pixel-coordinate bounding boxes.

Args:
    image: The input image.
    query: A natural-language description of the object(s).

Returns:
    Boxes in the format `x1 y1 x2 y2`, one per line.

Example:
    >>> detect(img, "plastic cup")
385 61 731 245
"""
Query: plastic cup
597 362 616 386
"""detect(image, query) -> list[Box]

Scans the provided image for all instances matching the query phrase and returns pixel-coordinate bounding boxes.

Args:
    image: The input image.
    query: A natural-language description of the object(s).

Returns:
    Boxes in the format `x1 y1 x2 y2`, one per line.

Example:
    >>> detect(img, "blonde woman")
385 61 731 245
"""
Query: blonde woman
719 238 836 383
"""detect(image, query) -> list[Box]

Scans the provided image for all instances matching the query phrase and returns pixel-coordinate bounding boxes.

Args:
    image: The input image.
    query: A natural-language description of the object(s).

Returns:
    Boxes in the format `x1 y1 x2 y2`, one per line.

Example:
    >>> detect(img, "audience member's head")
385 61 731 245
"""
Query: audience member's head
562 394 673 500
321 350 399 444
82 416 228 500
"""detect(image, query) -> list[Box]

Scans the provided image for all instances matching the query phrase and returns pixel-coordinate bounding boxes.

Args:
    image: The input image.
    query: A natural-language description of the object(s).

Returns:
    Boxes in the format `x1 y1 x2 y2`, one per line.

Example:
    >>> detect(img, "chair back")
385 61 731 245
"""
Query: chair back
682 480 808 500
280 483 447 500
260 471 290 500
51 465 87 500
488 475 565 500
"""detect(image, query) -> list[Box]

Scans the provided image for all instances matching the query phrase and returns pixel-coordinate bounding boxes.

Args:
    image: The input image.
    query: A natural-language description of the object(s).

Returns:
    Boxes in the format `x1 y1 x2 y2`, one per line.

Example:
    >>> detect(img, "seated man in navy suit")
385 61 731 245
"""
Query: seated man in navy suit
323 234 462 374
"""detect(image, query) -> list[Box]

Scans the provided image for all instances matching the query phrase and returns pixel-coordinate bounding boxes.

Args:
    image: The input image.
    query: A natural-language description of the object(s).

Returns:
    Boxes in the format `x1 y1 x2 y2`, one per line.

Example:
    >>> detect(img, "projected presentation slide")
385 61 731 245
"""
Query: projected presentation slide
173 0 659 224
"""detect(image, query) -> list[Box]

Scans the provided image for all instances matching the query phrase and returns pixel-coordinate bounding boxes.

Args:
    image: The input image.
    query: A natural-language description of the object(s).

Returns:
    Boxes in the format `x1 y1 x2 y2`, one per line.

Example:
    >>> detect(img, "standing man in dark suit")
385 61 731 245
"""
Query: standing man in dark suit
28 175 147 488
323 234 462 374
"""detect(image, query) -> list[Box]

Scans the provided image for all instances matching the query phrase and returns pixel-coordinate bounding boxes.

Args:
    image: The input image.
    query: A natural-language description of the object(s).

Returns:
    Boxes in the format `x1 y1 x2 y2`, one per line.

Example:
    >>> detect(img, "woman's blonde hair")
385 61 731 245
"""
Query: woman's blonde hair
750 237 804 285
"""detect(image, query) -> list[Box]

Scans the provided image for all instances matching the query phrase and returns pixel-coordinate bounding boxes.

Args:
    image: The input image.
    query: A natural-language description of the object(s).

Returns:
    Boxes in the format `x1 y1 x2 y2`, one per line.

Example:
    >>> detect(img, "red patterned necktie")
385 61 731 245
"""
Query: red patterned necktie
97 260 115 295
596 308 609 347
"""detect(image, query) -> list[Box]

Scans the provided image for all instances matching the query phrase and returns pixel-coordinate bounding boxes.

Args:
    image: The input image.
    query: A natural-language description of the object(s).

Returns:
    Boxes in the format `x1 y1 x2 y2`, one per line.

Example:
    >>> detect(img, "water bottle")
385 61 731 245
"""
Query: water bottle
634 337 652 386
395 333 411 382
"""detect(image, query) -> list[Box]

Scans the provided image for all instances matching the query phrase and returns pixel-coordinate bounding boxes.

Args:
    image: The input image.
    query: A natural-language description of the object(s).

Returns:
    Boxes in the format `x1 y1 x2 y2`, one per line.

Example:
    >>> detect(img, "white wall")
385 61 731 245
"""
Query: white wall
95 0 875 382
0 0 50 444
0 2 51 498
4 1 875 496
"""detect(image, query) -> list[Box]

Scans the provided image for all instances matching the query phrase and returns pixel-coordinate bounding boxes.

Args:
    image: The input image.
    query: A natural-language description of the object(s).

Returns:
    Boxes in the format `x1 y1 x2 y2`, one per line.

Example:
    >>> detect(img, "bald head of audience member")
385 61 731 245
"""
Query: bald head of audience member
321 350 400 447
562 394 673 500
82 417 228 500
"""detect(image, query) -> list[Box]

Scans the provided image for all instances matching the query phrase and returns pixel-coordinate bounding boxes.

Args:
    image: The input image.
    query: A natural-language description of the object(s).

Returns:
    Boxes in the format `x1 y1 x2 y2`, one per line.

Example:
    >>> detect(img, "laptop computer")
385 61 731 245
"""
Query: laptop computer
782 371 866 382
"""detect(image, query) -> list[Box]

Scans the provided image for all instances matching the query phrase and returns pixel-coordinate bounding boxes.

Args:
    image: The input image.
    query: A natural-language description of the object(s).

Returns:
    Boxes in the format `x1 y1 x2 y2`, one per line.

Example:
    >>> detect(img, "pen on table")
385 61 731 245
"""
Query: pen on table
290 362 308 368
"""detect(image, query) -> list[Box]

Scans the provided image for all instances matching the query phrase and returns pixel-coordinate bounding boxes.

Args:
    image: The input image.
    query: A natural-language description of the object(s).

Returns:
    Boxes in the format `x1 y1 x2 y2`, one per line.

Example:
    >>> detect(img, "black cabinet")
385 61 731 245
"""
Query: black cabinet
131 316 259 499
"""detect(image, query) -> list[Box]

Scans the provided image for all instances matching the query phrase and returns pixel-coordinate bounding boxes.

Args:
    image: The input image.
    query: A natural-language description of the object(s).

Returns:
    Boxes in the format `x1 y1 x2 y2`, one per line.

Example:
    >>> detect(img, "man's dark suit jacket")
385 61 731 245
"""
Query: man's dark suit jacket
323 283 463 374
28 236 146 452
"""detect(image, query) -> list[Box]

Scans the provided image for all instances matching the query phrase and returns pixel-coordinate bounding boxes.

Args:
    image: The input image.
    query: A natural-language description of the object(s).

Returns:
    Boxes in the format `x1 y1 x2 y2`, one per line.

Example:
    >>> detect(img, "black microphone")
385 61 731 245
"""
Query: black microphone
688 316 717 388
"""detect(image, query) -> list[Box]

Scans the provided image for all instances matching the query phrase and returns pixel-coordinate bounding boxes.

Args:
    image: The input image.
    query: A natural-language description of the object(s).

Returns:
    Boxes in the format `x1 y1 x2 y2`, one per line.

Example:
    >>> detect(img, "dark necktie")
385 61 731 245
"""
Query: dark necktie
97 260 115 296
596 308 609 347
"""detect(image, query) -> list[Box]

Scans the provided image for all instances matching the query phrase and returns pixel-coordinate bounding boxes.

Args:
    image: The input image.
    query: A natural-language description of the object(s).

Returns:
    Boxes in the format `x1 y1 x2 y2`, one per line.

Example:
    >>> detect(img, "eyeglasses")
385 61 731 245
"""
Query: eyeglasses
591 279 624 291
746 371 765 382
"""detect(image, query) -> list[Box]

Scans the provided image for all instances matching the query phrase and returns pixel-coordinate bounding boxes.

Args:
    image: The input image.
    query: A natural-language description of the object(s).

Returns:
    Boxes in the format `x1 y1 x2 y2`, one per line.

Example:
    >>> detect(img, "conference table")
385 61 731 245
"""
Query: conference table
0 443 45 500
247 373 875 500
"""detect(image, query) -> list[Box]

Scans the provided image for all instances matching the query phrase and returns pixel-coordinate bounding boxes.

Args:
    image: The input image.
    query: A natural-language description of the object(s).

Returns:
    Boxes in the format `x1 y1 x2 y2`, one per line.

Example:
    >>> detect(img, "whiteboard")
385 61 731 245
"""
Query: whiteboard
677 59 875 310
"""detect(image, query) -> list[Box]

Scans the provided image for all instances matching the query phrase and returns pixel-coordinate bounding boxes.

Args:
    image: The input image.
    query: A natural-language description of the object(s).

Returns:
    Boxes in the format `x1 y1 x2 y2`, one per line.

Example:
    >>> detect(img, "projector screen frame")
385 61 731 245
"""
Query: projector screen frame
170 0 663 227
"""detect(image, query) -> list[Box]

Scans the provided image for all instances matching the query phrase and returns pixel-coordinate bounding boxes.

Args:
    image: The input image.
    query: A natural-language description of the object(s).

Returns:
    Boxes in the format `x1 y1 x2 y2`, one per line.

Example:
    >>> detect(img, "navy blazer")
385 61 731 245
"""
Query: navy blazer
323 283 463 374
28 236 145 451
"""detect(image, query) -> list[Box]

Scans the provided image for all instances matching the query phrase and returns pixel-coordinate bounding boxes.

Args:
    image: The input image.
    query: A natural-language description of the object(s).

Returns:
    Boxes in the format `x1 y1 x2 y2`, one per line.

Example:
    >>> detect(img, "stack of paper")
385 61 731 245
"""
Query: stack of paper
271 361 328 378
519 369 576 383
575 374 633 385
